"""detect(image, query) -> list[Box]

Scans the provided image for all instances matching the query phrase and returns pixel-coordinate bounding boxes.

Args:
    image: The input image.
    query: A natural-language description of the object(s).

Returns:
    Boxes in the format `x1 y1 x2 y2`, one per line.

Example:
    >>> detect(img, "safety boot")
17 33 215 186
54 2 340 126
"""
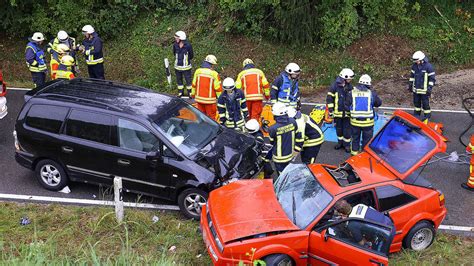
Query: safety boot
334 143 344 150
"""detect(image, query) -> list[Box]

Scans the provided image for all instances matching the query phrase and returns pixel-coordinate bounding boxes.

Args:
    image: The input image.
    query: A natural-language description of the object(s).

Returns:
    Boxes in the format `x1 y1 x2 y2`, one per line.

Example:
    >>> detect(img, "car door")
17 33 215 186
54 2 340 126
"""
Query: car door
309 219 393 266
111 117 175 199
60 109 117 185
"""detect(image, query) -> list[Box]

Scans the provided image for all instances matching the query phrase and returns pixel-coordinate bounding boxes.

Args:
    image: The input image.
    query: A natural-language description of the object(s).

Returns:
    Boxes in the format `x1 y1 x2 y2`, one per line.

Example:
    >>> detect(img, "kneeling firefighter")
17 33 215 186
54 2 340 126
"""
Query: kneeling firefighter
288 107 324 164
245 119 274 179
217 77 249 131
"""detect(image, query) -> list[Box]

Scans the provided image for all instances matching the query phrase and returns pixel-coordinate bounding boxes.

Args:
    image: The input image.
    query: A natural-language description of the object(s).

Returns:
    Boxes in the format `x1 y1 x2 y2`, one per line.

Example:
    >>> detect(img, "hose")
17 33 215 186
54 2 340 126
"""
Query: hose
459 97 474 147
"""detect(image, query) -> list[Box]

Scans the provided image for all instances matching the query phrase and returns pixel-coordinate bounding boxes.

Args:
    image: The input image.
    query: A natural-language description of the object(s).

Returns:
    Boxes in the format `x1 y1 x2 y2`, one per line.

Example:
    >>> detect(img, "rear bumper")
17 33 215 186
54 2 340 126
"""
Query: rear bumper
433 206 447 229
15 151 35 170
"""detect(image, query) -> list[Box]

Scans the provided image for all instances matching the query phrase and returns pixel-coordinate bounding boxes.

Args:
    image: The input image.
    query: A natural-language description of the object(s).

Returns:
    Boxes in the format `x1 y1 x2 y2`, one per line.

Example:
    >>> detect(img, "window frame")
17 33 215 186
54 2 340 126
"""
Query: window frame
375 184 417 212
64 108 114 146
116 117 161 154
24 104 70 134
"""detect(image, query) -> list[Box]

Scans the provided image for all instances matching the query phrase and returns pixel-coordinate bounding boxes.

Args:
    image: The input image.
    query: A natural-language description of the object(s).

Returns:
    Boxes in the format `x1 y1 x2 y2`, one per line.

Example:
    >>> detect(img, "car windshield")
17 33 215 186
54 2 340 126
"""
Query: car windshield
153 102 220 157
368 116 436 173
274 164 333 229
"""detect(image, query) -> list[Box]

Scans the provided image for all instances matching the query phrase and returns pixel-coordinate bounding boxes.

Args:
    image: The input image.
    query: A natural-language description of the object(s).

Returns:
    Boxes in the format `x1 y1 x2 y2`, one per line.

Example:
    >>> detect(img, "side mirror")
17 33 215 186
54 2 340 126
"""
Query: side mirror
146 151 161 161
322 227 335 242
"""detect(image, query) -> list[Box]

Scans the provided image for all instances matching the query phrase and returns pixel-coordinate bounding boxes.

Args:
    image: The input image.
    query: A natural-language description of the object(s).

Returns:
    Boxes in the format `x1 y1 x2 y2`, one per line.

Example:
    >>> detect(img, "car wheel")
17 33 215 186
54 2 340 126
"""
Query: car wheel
403 221 436 251
178 188 208 220
262 254 294 266
35 159 68 191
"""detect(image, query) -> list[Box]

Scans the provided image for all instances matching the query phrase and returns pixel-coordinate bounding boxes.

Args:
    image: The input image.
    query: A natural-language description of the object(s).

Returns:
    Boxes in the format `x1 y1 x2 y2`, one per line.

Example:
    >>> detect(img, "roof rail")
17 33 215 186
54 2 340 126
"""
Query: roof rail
70 78 151 92
40 93 123 112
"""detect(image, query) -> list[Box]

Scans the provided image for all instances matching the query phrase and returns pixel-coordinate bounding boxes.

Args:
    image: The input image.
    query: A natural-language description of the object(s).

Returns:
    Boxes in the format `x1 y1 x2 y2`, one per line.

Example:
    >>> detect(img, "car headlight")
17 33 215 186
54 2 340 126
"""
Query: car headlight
215 235 224 252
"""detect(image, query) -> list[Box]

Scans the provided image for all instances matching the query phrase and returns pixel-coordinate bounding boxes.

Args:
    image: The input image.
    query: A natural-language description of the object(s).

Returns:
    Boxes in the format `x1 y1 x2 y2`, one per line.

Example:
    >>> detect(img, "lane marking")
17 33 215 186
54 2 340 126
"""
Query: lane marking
0 193 180 211
7 87 32 91
439 225 474 232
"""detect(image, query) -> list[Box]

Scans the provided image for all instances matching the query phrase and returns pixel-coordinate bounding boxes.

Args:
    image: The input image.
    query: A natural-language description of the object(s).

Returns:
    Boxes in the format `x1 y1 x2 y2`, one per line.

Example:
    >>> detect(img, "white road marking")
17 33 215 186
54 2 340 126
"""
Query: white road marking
439 224 474 232
0 193 180 211
7 87 32 91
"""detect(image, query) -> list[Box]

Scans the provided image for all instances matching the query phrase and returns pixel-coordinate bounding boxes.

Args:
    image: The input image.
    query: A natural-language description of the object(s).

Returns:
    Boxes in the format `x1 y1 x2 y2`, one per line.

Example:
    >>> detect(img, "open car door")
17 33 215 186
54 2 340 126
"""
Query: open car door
364 110 447 180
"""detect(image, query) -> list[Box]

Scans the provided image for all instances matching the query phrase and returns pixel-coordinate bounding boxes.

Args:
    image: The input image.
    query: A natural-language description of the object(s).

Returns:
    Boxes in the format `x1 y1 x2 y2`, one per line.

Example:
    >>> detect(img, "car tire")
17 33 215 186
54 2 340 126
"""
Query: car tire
35 159 68 191
403 221 436 251
261 254 294 266
178 188 208 220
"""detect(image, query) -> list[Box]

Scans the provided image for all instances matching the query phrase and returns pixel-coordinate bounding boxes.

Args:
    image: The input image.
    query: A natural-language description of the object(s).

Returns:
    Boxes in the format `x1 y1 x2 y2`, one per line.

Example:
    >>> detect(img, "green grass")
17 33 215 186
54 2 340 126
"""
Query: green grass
0 202 472 265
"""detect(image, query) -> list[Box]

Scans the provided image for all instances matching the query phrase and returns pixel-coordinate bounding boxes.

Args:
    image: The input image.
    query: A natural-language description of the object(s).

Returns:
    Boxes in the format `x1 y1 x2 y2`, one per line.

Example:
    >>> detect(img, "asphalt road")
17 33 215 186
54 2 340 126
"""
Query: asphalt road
0 90 473 227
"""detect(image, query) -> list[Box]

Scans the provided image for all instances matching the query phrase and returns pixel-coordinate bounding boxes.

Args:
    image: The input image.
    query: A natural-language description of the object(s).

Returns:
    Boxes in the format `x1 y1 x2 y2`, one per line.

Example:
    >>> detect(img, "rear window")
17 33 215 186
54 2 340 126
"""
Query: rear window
25 104 69 134
375 185 417 212
65 110 113 144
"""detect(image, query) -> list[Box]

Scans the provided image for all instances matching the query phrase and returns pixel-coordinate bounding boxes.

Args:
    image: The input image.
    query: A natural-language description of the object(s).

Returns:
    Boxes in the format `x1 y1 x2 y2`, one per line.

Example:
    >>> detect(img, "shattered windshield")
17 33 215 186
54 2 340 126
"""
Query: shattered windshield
274 164 333 229
153 102 220 157
368 117 436 174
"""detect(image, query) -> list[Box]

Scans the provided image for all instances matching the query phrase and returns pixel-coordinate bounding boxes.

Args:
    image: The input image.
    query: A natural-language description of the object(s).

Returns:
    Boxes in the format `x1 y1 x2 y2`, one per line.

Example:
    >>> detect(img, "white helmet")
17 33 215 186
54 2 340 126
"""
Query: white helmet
272 102 288 116
242 58 254 68
245 119 260 133
175 30 186 41
358 74 372 86
82 25 95 34
31 32 45 42
285 62 301 75
205 54 217 65
57 30 68 41
339 68 354 80
222 77 235 91
412 51 425 61
287 107 297 118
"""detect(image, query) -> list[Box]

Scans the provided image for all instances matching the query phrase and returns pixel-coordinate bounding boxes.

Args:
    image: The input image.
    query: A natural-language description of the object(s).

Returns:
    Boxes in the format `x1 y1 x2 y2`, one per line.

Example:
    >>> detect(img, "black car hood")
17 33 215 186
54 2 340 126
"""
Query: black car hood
198 128 261 180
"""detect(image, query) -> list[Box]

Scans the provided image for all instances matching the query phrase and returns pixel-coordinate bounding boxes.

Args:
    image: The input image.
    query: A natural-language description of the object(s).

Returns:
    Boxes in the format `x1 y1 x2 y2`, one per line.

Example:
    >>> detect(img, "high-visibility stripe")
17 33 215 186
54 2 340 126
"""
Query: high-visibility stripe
342 137 351 143
277 135 282 157
428 72 435 76
327 92 335 97
327 103 334 108
351 119 374 127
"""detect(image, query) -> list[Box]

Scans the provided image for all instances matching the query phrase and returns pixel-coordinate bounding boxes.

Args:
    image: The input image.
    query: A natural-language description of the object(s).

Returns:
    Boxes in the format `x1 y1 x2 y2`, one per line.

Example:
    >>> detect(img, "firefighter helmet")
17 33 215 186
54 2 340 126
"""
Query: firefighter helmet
175 31 186 41
287 107 297 118
272 102 288 116
412 51 425 61
358 74 372 86
245 119 260 133
31 32 45 42
82 25 95 34
61 55 75 66
242 58 254 68
222 77 235 91
205 54 217 65
56 43 70 54
339 68 354 80
285 63 301 75
57 31 68 41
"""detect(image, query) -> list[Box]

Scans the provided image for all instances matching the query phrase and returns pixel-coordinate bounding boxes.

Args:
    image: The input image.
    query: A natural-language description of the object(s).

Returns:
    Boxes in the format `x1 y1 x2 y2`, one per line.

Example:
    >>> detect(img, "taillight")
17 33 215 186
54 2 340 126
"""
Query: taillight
438 190 445 206
13 130 20 151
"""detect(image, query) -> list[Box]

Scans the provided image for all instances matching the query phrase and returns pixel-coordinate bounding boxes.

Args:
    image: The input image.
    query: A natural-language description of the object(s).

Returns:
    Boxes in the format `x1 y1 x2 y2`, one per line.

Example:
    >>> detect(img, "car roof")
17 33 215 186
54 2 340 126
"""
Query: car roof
26 78 183 121
309 153 399 197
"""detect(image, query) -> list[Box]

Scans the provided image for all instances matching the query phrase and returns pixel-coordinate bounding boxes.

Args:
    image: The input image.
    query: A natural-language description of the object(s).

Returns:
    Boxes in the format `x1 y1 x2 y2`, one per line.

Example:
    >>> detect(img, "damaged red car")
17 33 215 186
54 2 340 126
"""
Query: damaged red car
201 110 447 265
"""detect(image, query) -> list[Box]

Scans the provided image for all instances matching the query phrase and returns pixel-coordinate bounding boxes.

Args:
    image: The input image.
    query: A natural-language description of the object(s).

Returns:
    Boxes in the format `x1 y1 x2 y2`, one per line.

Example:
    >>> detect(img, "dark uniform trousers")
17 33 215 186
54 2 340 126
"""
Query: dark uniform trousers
413 93 431 119
31 72 46 87
335 117 351 147
88 63 105 79
351 126 373 153
301 145 321 164
176 69 192 95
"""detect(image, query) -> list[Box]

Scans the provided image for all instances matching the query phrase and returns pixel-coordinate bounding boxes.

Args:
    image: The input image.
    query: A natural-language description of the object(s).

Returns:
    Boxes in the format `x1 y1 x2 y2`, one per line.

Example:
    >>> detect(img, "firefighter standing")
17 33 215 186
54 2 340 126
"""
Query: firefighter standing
462 134 474 191
288 107 324 164
217 77 248 131
235 58 270 120
270 63 301 108
25 32 47 87
53 55 76 80
327 68 354 153
191 55 222 120
268 102 302 174
47 31 77 77
345 74 382 155
173 31 194 97
80 25 105 79
409 51 435 123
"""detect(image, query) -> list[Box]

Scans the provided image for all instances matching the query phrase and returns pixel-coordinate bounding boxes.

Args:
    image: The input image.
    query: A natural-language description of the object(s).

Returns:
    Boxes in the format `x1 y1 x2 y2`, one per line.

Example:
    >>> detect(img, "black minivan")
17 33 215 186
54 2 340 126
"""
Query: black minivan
14 78 264 219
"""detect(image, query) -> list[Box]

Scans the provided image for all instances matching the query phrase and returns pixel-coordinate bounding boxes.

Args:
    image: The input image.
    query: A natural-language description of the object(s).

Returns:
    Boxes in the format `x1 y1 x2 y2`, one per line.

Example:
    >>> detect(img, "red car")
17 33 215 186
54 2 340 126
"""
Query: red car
201 110 447 265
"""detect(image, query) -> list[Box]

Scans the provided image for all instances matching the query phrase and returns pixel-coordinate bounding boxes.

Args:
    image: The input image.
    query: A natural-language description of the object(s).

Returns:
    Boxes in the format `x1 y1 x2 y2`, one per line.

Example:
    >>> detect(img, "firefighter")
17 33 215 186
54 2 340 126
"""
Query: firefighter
217 77 248 131
53 55 76 80
50 44 70 80
288 107 324 164
246 119 274 179
79 25 105 79
191 55 222 120
462 134 474 191
25 32 47 88
235 58 270 120
268 102 302 174
327 68 354 153
409 51 435 123
173 31 194 97
0 70 6 96
345 74 382 155
47 31 77 76
270 63 301 108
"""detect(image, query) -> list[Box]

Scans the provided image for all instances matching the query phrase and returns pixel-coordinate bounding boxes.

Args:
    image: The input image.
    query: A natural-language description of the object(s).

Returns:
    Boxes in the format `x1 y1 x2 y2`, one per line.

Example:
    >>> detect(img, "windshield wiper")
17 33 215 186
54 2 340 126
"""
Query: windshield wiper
292 191 297 225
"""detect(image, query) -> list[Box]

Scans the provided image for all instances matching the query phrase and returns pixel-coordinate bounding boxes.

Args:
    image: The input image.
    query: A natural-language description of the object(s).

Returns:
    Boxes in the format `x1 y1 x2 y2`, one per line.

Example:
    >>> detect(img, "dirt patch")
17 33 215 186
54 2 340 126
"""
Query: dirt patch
347 34 413 67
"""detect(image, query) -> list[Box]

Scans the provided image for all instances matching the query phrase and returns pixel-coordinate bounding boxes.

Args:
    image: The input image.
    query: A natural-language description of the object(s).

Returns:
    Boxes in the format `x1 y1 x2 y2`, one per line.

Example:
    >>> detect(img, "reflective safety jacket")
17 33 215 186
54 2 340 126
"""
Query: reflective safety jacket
82 32 104 65
217 89 248 129
270 72 300 107
326 76 352 118
268 116 302 163
409 59 435 95
173 41 193 71
235 64 270 101
25 42 47 72
191 62 222 104
47 37 77 63
53 64 75 80
294 113 324 148
345 85 382 127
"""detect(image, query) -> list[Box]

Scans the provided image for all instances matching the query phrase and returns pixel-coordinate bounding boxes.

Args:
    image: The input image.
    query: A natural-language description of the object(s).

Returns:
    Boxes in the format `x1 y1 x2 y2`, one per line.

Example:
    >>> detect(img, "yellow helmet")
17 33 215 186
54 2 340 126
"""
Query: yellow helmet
61 55 75 66
57 43 70 54
242 58 254 68
205 54 217 65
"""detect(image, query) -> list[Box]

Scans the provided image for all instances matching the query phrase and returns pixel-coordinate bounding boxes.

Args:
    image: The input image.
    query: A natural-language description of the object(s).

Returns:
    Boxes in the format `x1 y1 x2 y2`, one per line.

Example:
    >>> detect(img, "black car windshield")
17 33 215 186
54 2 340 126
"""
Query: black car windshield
274 164 333 229
153 103 220 157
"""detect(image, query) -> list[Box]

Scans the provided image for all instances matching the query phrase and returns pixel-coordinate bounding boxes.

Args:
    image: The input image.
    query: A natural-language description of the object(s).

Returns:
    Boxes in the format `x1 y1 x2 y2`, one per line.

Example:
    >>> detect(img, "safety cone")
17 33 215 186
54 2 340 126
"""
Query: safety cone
461 166 474 191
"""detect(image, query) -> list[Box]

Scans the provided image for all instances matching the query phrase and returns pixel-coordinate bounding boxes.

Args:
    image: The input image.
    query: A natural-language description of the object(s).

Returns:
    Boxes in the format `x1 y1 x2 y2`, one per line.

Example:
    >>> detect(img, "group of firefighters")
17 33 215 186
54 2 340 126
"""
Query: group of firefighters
21 28 473 191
